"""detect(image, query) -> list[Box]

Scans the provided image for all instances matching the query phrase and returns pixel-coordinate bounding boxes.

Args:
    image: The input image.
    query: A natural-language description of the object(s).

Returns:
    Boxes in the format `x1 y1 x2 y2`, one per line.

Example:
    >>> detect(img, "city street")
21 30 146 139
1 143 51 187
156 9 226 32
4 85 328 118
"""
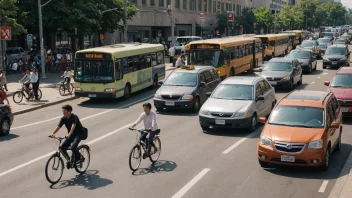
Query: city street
1 46 352 198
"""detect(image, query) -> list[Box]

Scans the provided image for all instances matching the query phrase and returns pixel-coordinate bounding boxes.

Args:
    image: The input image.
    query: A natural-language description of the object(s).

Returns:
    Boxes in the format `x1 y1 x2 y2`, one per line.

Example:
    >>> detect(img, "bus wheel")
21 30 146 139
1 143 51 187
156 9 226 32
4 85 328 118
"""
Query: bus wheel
123 84 131 99
230 68 235 76
153 75 158 88
248 62 254 74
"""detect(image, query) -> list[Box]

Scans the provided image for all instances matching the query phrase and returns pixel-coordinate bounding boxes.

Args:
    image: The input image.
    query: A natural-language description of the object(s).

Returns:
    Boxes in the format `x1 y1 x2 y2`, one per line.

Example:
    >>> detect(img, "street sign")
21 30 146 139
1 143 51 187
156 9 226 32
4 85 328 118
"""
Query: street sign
100 34 104 40
228 12 234 22
0 26 11 40
200 13 205 26
200 13 205 19
27 34 33 42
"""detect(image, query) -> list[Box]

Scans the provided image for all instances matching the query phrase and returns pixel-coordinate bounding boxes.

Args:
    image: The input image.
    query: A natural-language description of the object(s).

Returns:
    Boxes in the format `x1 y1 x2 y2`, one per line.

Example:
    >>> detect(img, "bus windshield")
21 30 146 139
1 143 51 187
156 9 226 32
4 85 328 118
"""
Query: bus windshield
75 60 114 83
188 50 222 67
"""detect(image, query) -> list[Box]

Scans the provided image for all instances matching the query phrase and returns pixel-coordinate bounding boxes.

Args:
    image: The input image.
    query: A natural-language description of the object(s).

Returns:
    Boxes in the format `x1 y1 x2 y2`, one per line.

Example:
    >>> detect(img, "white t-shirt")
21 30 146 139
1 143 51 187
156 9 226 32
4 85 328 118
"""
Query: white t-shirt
30 72 38 83
12 63 18 71
133 112 158 131
175 57 184 67
63 71 72 78
169 47 175 56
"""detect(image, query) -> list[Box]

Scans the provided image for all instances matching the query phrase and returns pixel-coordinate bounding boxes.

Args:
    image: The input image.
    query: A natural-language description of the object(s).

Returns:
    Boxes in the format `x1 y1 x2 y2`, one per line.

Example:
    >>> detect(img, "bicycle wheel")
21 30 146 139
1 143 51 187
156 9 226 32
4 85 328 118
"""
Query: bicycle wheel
59 85 65 96
129 145 142 171
37 89 42 100
12 91 23 104
149 137 161 163
45 154 64 184
74 145 90 174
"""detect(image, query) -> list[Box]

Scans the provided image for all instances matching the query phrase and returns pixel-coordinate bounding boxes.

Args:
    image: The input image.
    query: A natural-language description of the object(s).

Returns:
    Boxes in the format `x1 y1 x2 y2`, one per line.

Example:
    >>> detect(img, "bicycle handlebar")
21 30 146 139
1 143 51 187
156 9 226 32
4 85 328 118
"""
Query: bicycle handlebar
129 128 149 133
48 135 65 140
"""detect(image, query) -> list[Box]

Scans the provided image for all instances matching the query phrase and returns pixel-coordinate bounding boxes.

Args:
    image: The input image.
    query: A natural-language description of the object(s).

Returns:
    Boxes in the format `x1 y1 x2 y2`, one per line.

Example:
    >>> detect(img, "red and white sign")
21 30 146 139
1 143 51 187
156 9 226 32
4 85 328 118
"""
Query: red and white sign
0 26 11 40
200 13 205 19
200 13 205 26
216 30 220 35
228 12 234 22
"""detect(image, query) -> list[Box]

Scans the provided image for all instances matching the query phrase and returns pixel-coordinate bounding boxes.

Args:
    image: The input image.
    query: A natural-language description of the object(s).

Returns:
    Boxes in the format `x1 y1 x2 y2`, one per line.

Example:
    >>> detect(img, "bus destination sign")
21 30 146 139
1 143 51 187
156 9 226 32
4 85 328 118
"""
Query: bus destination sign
85 53 103 59
192 44 220 49
76 53 111 59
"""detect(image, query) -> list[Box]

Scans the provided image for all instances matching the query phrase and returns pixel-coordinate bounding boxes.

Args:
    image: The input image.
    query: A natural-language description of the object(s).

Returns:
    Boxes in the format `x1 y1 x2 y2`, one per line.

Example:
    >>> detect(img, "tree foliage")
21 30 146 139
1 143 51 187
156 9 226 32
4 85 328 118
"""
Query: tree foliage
236 8 256 33
254 7 274 33
0 0 27 34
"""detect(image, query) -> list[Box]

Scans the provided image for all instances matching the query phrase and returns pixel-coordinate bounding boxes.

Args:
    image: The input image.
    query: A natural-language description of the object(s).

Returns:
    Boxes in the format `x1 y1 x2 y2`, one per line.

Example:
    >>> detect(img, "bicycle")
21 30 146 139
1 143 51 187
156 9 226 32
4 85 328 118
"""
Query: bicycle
59 78 73 96
128 128 161 171
45 136 91 184
13 84 42 104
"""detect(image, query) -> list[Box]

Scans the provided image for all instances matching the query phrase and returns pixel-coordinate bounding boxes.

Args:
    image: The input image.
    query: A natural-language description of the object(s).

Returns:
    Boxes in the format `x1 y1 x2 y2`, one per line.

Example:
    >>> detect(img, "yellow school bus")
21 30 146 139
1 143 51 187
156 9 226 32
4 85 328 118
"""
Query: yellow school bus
185 36 263 79
254 34 290 60
283 30 305 45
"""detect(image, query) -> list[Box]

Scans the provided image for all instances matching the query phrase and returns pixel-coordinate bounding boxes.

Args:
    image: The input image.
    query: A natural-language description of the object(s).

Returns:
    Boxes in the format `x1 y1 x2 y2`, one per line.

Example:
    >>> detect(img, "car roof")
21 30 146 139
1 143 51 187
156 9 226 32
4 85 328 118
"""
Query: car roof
221 76 264 85
173 66 214 74
337 67 352 74
279 90 331 108
269 57 294 63
329 44 347 48
292 48 311 52
302 40 315 43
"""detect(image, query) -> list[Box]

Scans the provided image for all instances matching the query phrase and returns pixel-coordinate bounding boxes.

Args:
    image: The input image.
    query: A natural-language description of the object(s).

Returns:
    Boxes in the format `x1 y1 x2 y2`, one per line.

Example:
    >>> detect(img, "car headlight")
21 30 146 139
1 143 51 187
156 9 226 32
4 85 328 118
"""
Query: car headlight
199 109 210 116
308 139 323 149
182 94 194 100
154 93 162 99
301 62 309 66
260 136 272 146
282 76 291 81
232 111 249 117
323 57 329 61
339 58 346 62
75 87 82 91
104 88 116 93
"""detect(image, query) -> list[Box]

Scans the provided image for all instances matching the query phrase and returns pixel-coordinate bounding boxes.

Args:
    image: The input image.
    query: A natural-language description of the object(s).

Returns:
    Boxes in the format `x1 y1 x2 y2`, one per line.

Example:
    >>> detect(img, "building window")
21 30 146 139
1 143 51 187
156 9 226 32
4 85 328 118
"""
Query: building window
159 0 164 7
204 0 207 12
213 1 216 13
167 0 171 6
236 5 239 16
176 0 180 8
233 4 235 13
209 0 212 13
131 0 137 4
217 2 220 13
151 0 155 6
183 0 187 9
221 3 224 13
228 3 232 11
226 3 228 11
239 5 242 16
142 0 146 5
198 0 202 11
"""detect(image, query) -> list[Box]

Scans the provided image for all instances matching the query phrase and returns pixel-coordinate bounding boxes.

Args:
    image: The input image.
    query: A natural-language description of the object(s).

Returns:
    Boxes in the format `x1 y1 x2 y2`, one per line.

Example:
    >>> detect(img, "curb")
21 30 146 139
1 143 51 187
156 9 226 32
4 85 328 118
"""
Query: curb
328 149 352 198
166 67 177 71
13 96 78 116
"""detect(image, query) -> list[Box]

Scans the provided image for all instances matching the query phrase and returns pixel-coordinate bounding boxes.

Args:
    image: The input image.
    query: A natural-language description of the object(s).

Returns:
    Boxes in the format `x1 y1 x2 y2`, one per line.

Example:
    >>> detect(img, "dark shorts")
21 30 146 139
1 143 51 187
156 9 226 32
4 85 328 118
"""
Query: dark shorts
64 77 71 84
24 83 30 88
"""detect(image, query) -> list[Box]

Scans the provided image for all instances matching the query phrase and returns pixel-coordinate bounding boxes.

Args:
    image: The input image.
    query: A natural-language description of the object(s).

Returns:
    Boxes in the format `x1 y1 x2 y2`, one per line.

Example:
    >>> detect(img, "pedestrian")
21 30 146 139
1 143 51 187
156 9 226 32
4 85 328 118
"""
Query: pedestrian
0 86 10 105
168 44 175 66
62 67 73 91
175 54 185 68
0 70 8 91
30 67 39 100
11 59 18 74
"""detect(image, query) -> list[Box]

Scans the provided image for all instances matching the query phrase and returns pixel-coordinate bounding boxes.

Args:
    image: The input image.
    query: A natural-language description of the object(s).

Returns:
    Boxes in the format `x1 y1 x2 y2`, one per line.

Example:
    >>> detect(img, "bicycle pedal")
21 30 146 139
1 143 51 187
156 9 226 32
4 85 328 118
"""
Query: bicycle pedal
143 153 147 159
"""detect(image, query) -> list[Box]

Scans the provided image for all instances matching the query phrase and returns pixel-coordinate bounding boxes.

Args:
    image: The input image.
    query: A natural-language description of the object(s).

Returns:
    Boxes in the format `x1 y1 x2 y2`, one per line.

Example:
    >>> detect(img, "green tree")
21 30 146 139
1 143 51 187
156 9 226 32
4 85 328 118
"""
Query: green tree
236 8 256 34
215 13 228 35
276 6 292 29
254 7 274 33
0 0 27 34
290 5 304 29
300 0 319 29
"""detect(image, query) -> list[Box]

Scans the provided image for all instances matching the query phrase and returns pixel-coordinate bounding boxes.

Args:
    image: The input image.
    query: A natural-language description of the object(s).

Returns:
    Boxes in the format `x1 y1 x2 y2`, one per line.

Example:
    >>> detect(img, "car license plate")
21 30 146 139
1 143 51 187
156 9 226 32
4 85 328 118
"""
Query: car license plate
281 155 295 162
215 120 225 125
270 81 277 85
341 107 349 112
165 101 175 106
88 94 96 97
332 61 337 65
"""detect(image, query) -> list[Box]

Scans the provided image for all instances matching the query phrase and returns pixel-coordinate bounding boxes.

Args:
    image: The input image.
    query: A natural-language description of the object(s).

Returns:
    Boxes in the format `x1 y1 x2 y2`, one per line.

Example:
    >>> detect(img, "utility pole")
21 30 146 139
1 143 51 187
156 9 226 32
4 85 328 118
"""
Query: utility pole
171 6 175 45
38 0 53 79
273 0 277 33
124 0 128 42
0 15 3 71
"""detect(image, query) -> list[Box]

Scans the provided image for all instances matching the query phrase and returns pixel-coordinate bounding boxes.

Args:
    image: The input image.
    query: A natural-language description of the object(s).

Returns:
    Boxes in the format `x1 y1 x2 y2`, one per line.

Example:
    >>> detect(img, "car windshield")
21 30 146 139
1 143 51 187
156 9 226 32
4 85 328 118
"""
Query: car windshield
269 105 324 128
163 72 197 87
74 60 114 83
331 74 352 88
6 48 20 54
325 47 345 55
335 39 345 42
211 84 253 100
188 50 222 67
288 51 310 59
318 38 330 44
301 42 314 48
263 62 292 71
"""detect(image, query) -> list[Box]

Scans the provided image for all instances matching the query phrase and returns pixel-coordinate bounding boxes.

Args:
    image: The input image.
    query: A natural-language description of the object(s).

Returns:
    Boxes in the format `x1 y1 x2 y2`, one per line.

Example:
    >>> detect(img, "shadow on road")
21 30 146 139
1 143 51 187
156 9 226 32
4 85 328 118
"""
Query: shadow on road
0 133 19 142
262 143 352 180
202 124 263 139
156 109 198 117
50 170 113 190
132 160 177 176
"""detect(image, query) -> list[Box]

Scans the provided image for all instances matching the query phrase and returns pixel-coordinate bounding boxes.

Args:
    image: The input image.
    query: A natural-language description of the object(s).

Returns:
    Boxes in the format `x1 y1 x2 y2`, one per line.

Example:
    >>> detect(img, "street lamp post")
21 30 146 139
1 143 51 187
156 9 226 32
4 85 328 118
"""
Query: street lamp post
38 0 53 79
124 0 128 42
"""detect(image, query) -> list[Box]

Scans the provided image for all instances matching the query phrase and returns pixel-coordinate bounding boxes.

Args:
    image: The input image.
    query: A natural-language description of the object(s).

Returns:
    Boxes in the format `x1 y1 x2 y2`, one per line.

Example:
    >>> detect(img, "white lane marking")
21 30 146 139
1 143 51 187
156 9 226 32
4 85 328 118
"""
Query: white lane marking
311 82 316 84
319 180 329 193
222 133 256 154
317 76 321 78
171 168 210 198
323 73 328 75
12 95 154 130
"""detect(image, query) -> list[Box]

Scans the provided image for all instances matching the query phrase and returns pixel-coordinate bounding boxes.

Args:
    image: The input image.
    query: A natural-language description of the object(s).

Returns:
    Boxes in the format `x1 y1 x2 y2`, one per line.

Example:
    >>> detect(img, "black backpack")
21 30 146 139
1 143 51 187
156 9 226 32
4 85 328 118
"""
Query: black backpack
81 127 88 140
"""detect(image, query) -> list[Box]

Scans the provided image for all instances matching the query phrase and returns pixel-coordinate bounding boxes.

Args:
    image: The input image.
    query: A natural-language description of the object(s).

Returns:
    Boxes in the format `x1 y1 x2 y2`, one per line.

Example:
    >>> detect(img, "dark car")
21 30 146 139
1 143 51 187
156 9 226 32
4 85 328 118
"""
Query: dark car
287 49 317 73
153 65 221 112
300 40 321 59
258 58 303 90
323 44 351 69
0 104 14 136
348 32 352 41
334 38 349 45
339 35 350 42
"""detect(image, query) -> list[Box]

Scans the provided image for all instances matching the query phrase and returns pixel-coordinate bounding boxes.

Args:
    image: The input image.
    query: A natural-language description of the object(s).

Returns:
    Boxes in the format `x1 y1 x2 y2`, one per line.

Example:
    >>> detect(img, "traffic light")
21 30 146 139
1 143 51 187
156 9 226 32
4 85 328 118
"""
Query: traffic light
167 8 172 16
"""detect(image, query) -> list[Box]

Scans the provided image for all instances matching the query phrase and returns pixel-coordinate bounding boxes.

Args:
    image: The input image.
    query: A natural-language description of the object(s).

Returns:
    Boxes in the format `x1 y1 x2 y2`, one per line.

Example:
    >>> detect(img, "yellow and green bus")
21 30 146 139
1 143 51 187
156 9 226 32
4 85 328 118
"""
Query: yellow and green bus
185 36 263 79
254 34 290 60
74 43 165 99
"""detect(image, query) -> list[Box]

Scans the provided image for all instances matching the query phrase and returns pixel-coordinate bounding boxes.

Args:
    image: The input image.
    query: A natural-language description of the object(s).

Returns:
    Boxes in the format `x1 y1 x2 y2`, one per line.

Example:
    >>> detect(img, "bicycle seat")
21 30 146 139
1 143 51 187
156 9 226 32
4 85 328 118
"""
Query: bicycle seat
155 129 161 134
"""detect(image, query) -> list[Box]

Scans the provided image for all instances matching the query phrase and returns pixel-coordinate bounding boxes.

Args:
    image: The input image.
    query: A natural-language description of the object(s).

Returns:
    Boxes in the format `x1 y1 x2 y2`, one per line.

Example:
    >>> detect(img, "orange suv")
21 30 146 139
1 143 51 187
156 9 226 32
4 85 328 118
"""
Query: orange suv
257 90 342 170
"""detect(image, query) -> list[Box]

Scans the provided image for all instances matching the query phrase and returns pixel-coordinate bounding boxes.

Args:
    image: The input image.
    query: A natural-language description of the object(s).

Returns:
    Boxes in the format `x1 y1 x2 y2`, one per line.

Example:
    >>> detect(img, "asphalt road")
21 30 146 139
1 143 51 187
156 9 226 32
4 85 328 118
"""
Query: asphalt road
1 48 352 198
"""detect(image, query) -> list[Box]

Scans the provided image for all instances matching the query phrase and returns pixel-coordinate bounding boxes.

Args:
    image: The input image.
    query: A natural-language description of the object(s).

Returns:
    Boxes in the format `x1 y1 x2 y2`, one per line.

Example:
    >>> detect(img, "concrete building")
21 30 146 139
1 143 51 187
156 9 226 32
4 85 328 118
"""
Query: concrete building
253 0 289 14
103 0 253 45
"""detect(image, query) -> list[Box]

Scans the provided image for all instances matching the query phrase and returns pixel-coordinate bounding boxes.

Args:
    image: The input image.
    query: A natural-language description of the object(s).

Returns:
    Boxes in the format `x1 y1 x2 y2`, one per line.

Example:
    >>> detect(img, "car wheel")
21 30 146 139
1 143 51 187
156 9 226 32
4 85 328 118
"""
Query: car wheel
0 119 11 136
297 75 303 85
313 62 317 71
123 84 131 100
288 79 294 90
259 159 269 168
247 114 257 132
321 147 330 171
335 128 342 152
307 64 312 74
193 97 200 113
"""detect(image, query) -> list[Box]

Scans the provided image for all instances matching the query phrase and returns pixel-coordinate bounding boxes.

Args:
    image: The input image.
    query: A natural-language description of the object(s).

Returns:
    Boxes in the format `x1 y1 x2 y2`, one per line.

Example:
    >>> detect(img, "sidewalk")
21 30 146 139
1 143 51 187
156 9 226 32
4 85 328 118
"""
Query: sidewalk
329 150 352 198
5 73 77 115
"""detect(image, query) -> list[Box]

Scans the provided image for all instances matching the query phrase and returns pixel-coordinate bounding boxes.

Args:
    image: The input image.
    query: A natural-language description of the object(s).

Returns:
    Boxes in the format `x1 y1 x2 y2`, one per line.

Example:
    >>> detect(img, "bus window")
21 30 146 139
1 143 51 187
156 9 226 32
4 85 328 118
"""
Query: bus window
234 47 239 59
157 52 164 65
134 56 141 70
151 53 157 66
269 41 275 46
146 55 152 68
230 48 235 59
115 60 121 80
128 57 134 72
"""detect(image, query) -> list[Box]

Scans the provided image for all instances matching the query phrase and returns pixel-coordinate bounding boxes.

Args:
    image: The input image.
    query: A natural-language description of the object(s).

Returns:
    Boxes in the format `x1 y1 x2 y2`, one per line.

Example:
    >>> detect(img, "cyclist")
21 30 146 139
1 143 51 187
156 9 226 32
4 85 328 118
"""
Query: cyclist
50 105 84 162
130 102 159 156
61 67 72 91
19 68 31 99
0 86 9 105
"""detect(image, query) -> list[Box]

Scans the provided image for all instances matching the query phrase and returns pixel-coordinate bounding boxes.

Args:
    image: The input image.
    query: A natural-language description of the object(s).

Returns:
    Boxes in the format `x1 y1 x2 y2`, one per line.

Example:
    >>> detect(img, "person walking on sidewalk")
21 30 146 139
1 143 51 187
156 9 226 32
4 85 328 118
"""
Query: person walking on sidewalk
0 86 10 105
0 70 8 91
30 67 39 100
168 44 175 67
175 54 186 68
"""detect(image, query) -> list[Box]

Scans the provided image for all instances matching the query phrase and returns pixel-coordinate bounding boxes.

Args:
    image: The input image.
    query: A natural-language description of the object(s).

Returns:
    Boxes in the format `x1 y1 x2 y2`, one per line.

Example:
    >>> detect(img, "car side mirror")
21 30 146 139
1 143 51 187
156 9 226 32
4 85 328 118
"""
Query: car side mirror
256 95 265 101
200 82 206 87
331 121 340 128
324 81 330 86
158 81 163 86
206 92 212 97
259 117 267 124
254 67 263 72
